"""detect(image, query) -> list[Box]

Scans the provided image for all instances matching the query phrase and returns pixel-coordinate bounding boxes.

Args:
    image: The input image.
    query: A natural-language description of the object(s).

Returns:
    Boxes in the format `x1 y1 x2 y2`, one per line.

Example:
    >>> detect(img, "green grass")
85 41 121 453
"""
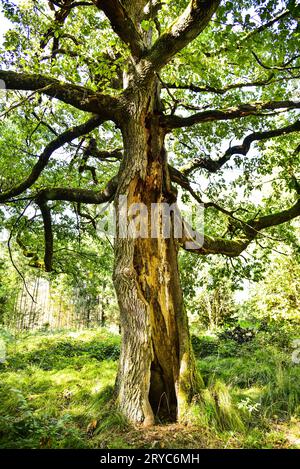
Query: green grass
0 327 299 449
0 328 121 448
193 332 300 448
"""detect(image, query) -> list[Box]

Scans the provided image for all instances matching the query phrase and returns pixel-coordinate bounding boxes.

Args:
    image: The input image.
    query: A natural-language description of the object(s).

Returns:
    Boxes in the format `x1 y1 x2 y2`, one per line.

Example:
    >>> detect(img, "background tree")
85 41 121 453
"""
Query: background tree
0 0 299 425
0 225 117 330
245 254 300 325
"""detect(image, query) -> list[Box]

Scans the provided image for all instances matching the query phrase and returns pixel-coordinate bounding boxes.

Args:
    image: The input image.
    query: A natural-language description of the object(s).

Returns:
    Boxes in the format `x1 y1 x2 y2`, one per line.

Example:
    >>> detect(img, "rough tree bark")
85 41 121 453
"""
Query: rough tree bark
113 79 202 424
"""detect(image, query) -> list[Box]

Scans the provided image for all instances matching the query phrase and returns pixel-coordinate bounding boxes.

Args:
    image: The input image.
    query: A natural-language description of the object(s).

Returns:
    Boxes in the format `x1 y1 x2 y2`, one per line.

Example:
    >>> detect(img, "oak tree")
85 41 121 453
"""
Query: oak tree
0 0 299 424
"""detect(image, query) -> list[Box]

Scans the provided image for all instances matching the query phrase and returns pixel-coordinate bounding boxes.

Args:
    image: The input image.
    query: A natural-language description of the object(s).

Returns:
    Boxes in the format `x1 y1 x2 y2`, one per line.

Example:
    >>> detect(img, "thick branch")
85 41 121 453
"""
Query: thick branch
0 70 119 115
183 119 300 175
36 199 54 272
145 0 220 70
84 138 123 161
0 115 103 202
34 175 118 272
180 197 300 257
92 0 145 58
36 176 118 205
250 199 300 234
161 99 300 129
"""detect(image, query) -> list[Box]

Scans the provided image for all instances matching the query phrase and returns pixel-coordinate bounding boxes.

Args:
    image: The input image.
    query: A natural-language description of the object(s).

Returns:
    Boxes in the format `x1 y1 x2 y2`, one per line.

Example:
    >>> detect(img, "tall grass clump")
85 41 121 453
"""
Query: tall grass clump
261 362 300 420
191 380 245 432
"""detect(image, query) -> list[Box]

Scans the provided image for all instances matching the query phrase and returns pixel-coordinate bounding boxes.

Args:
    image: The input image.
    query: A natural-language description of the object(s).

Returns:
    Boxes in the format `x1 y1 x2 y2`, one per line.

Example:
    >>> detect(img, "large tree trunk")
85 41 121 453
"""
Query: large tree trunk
113 83 202 425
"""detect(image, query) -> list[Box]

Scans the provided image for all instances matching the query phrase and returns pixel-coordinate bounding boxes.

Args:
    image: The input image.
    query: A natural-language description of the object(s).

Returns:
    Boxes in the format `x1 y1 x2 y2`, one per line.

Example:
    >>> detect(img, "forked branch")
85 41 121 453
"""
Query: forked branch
161 99 300 129
181 197 300 256
92 0 146 58
145 0 220 70
0 115 104 202
0 70 119 115
182 119 300 175
35 175 118 272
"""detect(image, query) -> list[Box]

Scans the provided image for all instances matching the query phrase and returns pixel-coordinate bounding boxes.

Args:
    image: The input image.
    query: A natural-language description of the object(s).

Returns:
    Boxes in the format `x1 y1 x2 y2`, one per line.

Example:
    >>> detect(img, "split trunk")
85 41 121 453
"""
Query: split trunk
113 81 202 424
